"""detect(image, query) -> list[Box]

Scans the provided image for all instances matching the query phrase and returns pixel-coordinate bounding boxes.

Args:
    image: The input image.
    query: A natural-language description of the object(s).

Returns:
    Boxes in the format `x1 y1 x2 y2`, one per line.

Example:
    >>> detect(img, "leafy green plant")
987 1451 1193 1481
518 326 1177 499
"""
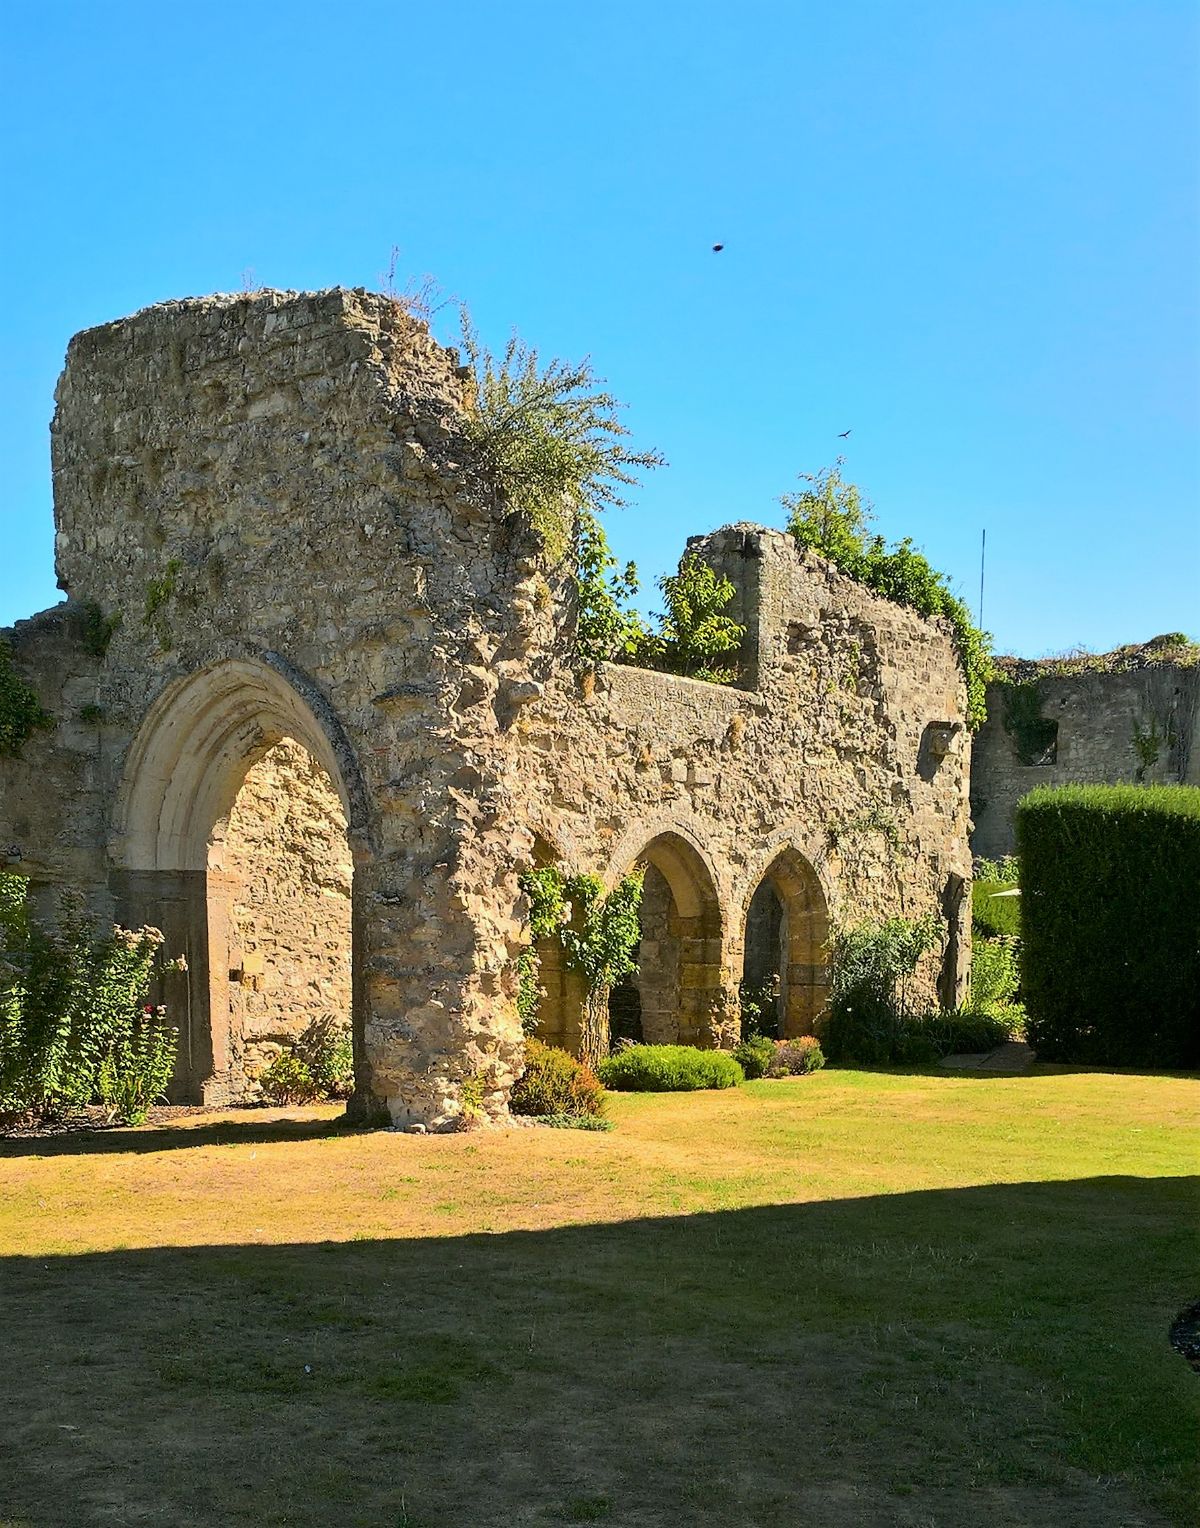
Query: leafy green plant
732 1034 775 1078
828 914 940 1025
96 1004 177 1125
536 1112 614 1131
457 1073 488 1124
738 982 779 1040
516 867 569 1034
572 508 648 669
766 1036 826 1076
0 873 174 1125
517 866 643 1067
598 1044 743 1092
257 1050 319 1105
782 463 992 728
632 552 744 683
295 1013 354 1097
970 935 1020 1013
0 640 52 759
509 1038 606 1117
1130 715 1164 780
458 315 663 565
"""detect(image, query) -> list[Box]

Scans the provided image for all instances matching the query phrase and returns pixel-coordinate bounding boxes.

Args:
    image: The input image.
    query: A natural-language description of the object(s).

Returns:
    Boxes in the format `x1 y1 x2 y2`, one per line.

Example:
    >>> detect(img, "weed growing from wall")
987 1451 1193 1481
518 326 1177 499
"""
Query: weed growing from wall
0 641 51 759
782 463 993 727
459 315 664 564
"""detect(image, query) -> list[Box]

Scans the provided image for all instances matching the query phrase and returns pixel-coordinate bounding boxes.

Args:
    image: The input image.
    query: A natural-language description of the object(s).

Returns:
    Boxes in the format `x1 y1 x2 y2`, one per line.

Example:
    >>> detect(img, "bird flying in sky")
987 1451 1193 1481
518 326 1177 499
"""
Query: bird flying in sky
712 243 724 252
838 429 852 438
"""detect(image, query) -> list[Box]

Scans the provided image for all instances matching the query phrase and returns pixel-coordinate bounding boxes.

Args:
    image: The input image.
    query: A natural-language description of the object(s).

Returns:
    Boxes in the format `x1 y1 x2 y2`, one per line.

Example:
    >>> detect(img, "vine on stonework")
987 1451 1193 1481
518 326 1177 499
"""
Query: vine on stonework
517 865 644 1067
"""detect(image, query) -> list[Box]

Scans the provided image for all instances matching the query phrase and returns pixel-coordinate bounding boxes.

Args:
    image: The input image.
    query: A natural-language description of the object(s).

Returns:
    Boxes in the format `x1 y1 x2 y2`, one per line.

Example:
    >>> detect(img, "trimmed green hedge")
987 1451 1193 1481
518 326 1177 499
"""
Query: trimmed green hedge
1017 784 1200 1067
598 1044 744 1092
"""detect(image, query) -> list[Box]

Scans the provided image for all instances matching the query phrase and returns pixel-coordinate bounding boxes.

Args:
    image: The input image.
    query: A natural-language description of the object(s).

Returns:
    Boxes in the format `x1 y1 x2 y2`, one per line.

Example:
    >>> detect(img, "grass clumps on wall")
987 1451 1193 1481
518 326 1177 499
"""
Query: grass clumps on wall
1017 784 1200 1067
782 462 992 727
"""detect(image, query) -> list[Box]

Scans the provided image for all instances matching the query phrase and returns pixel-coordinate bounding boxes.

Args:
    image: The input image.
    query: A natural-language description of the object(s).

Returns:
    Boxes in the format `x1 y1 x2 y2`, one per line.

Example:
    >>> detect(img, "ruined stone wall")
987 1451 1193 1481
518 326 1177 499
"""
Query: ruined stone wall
971 663 1200 859
13 287 546 1123
216 738 352 1091
508 526 973 1036
2 287 974 1125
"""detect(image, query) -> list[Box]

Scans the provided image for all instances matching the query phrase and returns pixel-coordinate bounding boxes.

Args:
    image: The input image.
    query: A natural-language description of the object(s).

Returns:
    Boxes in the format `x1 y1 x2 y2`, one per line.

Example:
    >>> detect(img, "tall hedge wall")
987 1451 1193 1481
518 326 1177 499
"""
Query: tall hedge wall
1017 784 1200 1067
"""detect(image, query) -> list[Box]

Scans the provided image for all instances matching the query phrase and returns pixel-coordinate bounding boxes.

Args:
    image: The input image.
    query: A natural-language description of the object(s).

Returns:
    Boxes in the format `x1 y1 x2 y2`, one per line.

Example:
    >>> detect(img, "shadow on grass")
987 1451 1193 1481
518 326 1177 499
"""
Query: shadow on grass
0 1113 363 1158
1 1176 1196 1528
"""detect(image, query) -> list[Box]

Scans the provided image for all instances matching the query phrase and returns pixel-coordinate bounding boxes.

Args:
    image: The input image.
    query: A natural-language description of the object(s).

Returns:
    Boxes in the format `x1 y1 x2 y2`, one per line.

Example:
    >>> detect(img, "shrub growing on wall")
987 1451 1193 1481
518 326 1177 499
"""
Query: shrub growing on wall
1017 784 1200 1067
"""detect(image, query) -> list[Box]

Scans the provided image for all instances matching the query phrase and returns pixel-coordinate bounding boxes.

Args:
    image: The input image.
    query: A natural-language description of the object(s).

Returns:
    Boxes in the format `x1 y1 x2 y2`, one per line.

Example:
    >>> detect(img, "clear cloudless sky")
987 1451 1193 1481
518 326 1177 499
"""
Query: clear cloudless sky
1 0 1197 654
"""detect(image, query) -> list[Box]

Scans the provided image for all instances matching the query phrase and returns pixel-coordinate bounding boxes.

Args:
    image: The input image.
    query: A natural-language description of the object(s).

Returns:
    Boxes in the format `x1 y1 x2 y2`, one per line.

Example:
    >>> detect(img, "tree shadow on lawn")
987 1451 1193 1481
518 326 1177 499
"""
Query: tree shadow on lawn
0 1176 1196 1528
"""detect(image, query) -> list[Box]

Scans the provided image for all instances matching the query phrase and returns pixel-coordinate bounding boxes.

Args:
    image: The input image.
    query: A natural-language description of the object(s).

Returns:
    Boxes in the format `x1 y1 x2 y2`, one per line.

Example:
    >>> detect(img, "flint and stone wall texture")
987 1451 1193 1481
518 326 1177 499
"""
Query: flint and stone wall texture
970 663 1200 859
0 289 972 1125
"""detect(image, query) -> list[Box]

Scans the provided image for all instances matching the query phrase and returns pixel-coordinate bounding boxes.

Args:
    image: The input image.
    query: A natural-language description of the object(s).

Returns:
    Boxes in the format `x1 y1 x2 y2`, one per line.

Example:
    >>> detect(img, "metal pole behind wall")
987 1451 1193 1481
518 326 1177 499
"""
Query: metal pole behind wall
978 528 987 630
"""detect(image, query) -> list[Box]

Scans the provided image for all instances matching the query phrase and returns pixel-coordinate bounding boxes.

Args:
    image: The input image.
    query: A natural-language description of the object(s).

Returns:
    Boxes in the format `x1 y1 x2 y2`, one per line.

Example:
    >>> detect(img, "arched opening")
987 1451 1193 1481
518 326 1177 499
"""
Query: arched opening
620 833 724 1047
111 658 368 1104
741 849 830 1038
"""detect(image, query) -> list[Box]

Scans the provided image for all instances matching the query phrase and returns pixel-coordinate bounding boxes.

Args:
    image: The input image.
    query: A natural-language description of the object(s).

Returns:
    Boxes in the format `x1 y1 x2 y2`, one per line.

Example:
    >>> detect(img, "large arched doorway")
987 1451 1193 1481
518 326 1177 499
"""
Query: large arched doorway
616 833 727 1048
741 849 830 1038
110 657 368 1104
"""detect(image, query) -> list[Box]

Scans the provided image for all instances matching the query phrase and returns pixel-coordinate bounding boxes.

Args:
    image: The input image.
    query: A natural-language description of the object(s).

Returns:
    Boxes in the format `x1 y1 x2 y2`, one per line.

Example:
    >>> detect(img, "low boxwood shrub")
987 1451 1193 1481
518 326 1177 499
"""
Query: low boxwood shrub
598 1044 744 1092
510 1038 607 1117
766 1035 826 1075
1017 784 1200 1066
732 1034 775 1079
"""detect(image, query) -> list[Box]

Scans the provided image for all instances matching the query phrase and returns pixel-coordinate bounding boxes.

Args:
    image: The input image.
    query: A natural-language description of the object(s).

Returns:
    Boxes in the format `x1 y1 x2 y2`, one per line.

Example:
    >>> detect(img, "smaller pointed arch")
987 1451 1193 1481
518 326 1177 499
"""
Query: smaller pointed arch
742 848 830 1037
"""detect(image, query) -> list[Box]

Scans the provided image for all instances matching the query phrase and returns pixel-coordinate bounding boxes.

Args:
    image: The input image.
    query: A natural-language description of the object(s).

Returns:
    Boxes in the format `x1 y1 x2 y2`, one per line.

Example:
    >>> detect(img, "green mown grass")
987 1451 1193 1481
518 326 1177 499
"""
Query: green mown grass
0 1066 1195 1526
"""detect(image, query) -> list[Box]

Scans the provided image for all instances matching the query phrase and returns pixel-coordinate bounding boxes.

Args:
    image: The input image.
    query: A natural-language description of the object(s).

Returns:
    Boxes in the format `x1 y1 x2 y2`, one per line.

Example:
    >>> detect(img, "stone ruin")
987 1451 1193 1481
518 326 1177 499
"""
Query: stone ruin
0 289 973 1127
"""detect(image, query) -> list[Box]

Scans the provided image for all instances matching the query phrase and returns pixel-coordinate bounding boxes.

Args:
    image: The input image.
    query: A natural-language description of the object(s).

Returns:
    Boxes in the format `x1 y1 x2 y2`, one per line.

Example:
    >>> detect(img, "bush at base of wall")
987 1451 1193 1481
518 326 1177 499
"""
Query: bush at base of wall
1017 784 1200 1068
509 1039 607 1117
598 1044 744 1092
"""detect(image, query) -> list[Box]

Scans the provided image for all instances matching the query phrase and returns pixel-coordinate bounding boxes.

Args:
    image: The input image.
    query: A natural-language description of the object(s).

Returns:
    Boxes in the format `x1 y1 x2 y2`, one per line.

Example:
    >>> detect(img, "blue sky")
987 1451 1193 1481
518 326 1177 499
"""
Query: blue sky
1 0 1196 654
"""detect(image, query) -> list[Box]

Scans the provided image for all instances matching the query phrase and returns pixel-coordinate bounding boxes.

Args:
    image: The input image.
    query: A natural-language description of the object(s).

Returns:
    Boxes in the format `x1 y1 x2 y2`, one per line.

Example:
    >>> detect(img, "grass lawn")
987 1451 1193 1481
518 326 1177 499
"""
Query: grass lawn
0 1065 1196 1527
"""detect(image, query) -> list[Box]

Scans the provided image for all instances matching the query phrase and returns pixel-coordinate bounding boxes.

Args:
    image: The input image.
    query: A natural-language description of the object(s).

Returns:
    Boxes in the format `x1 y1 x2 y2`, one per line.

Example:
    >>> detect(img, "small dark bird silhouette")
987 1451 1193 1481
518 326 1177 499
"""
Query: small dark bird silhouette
712 243 724 252
838 429 852 438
